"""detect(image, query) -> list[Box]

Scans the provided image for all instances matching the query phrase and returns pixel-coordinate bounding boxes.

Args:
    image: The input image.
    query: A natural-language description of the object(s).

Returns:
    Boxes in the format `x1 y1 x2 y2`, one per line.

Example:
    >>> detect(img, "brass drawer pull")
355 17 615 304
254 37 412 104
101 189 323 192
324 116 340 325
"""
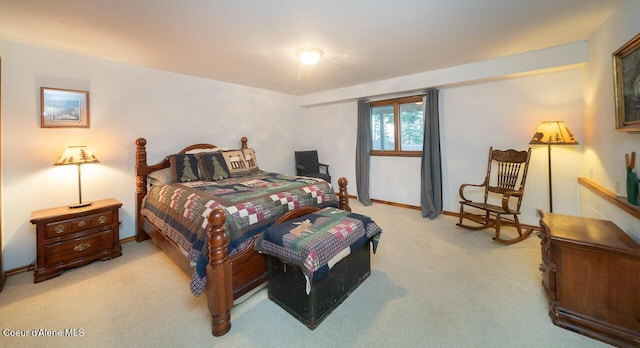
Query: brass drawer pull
98 215 108 224
55 225 66 234
74 243 91 252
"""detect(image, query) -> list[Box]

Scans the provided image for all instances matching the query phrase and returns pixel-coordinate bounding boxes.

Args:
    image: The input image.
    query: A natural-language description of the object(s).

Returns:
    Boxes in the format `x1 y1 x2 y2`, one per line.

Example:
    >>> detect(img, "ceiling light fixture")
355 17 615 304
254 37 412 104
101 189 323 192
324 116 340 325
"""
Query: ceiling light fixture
297 48 323 66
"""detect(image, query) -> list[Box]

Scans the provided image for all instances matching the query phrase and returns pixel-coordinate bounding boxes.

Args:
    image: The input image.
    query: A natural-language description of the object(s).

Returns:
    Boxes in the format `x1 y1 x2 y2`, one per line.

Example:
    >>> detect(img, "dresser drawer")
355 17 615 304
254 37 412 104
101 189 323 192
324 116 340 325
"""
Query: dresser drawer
43 230 114 268
540 256 555 299
44 211 115 239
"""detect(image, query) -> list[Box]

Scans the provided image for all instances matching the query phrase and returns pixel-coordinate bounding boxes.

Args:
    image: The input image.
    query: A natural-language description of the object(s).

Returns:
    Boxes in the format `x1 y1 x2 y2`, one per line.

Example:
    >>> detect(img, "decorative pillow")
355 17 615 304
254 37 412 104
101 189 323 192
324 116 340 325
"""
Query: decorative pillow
221 150 251 177
169 154 203 182
197 152 231 181
219 149 260 177
242 148 259 174
147 167 174 186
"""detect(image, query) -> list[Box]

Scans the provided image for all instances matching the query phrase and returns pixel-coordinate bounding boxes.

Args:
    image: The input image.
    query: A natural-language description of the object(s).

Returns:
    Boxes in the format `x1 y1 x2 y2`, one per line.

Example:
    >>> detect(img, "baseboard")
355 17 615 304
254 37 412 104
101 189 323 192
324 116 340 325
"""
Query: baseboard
371 198 421 211
5 264 32 277
368 198 541 231
4 236 140 280
120 235 137 244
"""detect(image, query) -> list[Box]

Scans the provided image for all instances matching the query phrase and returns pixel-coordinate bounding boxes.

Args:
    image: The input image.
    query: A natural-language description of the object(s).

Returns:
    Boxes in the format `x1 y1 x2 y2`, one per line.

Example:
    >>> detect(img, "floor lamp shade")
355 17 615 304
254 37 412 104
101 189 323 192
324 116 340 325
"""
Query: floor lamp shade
529 121 579 145
53 146 100 208
529 121 579 212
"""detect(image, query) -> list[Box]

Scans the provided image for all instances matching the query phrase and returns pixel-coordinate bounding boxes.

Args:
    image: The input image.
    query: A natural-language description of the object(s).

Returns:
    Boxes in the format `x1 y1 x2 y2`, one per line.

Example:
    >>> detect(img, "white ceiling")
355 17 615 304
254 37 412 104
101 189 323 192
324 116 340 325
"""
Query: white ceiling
0 0 620 95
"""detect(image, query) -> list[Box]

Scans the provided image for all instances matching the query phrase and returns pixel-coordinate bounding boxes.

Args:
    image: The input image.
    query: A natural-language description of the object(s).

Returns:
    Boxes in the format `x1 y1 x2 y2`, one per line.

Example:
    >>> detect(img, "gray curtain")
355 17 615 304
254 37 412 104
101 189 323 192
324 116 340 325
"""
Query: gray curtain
356 99 372 206
420 89 443 219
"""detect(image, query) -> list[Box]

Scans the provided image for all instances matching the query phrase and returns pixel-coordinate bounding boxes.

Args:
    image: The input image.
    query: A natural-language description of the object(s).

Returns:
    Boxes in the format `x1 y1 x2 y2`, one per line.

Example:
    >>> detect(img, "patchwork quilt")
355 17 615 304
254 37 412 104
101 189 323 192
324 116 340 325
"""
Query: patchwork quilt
141 170 338 296
254 207 382 293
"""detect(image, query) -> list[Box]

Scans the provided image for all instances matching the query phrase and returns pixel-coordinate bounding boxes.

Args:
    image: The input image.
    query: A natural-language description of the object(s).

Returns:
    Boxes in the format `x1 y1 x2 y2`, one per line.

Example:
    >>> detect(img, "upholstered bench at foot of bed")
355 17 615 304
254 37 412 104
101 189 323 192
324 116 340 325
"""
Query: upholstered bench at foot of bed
268 241 371 329
255 207 382 330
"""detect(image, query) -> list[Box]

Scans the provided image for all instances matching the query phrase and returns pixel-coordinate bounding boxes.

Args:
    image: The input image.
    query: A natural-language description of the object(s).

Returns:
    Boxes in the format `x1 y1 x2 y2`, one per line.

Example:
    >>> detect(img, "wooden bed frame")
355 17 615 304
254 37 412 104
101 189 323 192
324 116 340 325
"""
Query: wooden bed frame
134 137 351 336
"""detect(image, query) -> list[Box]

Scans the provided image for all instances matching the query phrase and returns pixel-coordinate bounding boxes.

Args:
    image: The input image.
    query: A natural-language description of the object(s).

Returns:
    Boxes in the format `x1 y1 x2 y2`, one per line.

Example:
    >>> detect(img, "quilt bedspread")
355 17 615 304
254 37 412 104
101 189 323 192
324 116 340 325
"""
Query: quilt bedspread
141 170 338 296
254 207 381 292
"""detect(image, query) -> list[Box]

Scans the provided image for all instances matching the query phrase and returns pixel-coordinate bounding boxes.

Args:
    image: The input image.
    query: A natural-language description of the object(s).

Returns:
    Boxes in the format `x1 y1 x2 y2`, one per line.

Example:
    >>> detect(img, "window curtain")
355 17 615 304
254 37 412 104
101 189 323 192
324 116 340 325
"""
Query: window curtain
420 89 443 219
355 99 372 206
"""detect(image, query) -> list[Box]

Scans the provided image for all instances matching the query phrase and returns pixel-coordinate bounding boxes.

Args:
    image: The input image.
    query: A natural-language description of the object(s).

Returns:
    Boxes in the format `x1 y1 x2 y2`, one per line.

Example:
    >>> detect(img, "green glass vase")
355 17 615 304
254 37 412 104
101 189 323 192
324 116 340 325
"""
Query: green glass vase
627 168 638 206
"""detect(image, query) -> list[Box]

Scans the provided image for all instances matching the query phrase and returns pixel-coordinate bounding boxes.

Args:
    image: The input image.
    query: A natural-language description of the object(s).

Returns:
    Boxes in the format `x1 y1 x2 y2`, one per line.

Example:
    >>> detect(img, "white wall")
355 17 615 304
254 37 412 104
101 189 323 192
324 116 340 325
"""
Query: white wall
304 68 584 225
1 41 301 270
443 70 583 224
581 0 640 240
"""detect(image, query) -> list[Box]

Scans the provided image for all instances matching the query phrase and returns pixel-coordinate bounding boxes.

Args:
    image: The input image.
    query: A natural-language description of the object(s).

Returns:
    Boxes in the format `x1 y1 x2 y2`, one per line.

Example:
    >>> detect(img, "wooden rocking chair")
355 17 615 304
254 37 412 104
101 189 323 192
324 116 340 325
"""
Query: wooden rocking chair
457 147 533 245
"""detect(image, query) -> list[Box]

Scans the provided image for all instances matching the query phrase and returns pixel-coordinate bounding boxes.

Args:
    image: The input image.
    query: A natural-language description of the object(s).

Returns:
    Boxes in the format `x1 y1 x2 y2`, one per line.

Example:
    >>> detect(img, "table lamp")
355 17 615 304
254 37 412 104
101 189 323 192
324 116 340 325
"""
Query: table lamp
53 146 100 208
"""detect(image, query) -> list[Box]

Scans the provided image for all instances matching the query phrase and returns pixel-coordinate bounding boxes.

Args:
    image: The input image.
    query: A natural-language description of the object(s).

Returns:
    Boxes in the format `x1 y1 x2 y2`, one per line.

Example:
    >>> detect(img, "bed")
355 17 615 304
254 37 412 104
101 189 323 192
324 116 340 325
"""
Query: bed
134 137 351 336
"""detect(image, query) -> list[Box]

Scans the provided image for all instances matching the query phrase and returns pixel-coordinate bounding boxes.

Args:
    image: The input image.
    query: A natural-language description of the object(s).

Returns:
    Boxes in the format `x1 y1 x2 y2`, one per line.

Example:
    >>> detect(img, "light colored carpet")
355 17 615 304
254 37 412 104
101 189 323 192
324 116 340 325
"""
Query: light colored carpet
0 201 609 348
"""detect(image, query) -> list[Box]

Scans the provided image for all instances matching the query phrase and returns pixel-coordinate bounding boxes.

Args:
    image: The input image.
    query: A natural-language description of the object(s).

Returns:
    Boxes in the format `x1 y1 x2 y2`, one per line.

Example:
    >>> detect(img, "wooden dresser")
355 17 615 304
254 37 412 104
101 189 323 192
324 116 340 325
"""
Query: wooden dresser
30 198 123 283
539 212 640 347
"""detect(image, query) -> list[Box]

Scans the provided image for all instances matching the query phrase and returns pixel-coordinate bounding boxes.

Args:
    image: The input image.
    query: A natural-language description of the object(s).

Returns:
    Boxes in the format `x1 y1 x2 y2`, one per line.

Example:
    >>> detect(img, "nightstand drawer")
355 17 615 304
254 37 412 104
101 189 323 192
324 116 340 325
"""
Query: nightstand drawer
43 230 114 268
44 211 115 239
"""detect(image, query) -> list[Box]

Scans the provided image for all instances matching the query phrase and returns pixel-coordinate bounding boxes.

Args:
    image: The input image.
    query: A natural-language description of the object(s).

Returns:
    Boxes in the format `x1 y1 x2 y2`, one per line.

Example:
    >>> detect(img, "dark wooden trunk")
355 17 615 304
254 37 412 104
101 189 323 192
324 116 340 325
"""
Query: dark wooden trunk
268 241 371 329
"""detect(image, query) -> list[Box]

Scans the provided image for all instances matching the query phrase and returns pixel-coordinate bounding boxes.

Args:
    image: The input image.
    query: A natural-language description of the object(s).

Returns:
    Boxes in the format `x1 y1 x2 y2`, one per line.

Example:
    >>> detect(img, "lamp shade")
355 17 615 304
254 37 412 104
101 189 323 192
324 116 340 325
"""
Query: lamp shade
529 121 579 145
297 48 323 66
54 146 100 166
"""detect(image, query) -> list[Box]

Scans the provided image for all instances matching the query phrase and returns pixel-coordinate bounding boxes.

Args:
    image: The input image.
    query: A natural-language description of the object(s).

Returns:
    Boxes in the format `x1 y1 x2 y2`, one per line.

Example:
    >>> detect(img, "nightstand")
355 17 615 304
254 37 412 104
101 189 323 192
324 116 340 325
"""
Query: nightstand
30 198 123 283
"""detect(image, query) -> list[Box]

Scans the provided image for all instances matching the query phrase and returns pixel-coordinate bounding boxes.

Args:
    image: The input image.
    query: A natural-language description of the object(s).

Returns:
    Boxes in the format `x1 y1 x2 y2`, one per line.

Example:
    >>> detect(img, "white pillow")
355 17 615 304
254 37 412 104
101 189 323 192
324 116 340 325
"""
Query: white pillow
147 167 173 186
185 147 220 154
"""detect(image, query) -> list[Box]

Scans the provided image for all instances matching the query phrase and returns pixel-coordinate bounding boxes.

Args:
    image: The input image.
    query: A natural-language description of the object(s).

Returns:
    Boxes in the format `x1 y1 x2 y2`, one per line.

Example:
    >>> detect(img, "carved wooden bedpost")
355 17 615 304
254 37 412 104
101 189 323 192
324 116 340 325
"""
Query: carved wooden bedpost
206 207 233 337
135 138 150 241
338 177 351 212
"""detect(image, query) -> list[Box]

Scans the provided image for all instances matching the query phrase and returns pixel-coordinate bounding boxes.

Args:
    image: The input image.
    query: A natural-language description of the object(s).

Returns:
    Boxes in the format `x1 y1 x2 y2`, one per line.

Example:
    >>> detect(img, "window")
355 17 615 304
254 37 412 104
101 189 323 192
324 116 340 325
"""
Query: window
370 95 424 157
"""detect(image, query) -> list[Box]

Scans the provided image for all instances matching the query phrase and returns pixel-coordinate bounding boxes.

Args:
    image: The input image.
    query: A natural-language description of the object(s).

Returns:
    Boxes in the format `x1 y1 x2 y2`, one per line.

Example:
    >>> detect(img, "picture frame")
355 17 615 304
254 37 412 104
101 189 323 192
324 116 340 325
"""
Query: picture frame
40 87 90 128
613 32 640 132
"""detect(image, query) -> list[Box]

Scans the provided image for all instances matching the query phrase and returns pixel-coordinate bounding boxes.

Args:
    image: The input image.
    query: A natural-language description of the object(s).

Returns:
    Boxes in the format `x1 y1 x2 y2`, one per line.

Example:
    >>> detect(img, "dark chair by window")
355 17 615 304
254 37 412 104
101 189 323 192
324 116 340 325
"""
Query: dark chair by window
457 147 533 245
294 150 331 183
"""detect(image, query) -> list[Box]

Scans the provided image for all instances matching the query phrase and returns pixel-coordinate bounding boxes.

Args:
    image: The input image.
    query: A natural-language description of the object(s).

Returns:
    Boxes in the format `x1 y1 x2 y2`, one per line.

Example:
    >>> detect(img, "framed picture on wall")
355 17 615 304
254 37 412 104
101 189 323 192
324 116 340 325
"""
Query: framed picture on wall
40 87 90 128
613 32 640 132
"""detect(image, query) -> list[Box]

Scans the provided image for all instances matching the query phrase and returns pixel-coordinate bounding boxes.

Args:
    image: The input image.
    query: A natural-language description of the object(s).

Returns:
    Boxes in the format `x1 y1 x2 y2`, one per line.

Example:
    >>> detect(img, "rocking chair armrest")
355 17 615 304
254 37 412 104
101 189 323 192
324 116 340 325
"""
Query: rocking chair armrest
458 182 486 201
501 189 522 213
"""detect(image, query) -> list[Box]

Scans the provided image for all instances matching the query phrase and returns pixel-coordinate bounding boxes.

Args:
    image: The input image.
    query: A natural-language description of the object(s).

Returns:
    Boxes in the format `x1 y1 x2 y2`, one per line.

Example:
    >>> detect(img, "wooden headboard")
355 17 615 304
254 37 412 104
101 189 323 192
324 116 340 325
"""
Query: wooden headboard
134 136 248 241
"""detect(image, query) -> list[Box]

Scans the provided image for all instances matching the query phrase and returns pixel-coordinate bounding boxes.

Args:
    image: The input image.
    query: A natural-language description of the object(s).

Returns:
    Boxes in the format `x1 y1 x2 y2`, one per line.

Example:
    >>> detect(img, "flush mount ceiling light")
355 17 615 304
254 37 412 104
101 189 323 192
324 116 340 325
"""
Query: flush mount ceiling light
297 48 323 66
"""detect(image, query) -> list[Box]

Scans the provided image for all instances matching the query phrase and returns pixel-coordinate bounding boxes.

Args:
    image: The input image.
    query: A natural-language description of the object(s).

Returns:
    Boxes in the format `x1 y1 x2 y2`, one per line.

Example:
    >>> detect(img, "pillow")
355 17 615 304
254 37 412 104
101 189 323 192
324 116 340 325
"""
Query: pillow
242 148 259 174
185 146 231 154
147 167 174 186
197 152 231 181
221 150 250 177
220 149 260 177
185 147 220 154
169 154 203 182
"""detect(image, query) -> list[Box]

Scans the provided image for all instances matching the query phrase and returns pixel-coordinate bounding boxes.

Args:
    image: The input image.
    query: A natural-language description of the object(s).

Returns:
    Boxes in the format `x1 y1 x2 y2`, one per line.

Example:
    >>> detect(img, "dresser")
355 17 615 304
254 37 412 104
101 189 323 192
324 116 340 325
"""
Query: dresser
30 198 123 283
539 212 640 347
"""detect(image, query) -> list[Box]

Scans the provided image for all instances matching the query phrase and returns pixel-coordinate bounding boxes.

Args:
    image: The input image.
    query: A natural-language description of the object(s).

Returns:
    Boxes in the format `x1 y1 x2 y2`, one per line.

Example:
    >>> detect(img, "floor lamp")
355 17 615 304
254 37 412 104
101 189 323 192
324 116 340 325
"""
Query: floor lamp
529 121 579 212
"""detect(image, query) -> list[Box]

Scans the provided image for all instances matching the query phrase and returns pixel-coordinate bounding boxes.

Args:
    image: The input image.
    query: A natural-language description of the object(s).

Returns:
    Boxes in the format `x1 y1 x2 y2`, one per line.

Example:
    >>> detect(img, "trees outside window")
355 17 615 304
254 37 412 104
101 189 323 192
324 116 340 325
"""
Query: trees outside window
370 95 423 157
